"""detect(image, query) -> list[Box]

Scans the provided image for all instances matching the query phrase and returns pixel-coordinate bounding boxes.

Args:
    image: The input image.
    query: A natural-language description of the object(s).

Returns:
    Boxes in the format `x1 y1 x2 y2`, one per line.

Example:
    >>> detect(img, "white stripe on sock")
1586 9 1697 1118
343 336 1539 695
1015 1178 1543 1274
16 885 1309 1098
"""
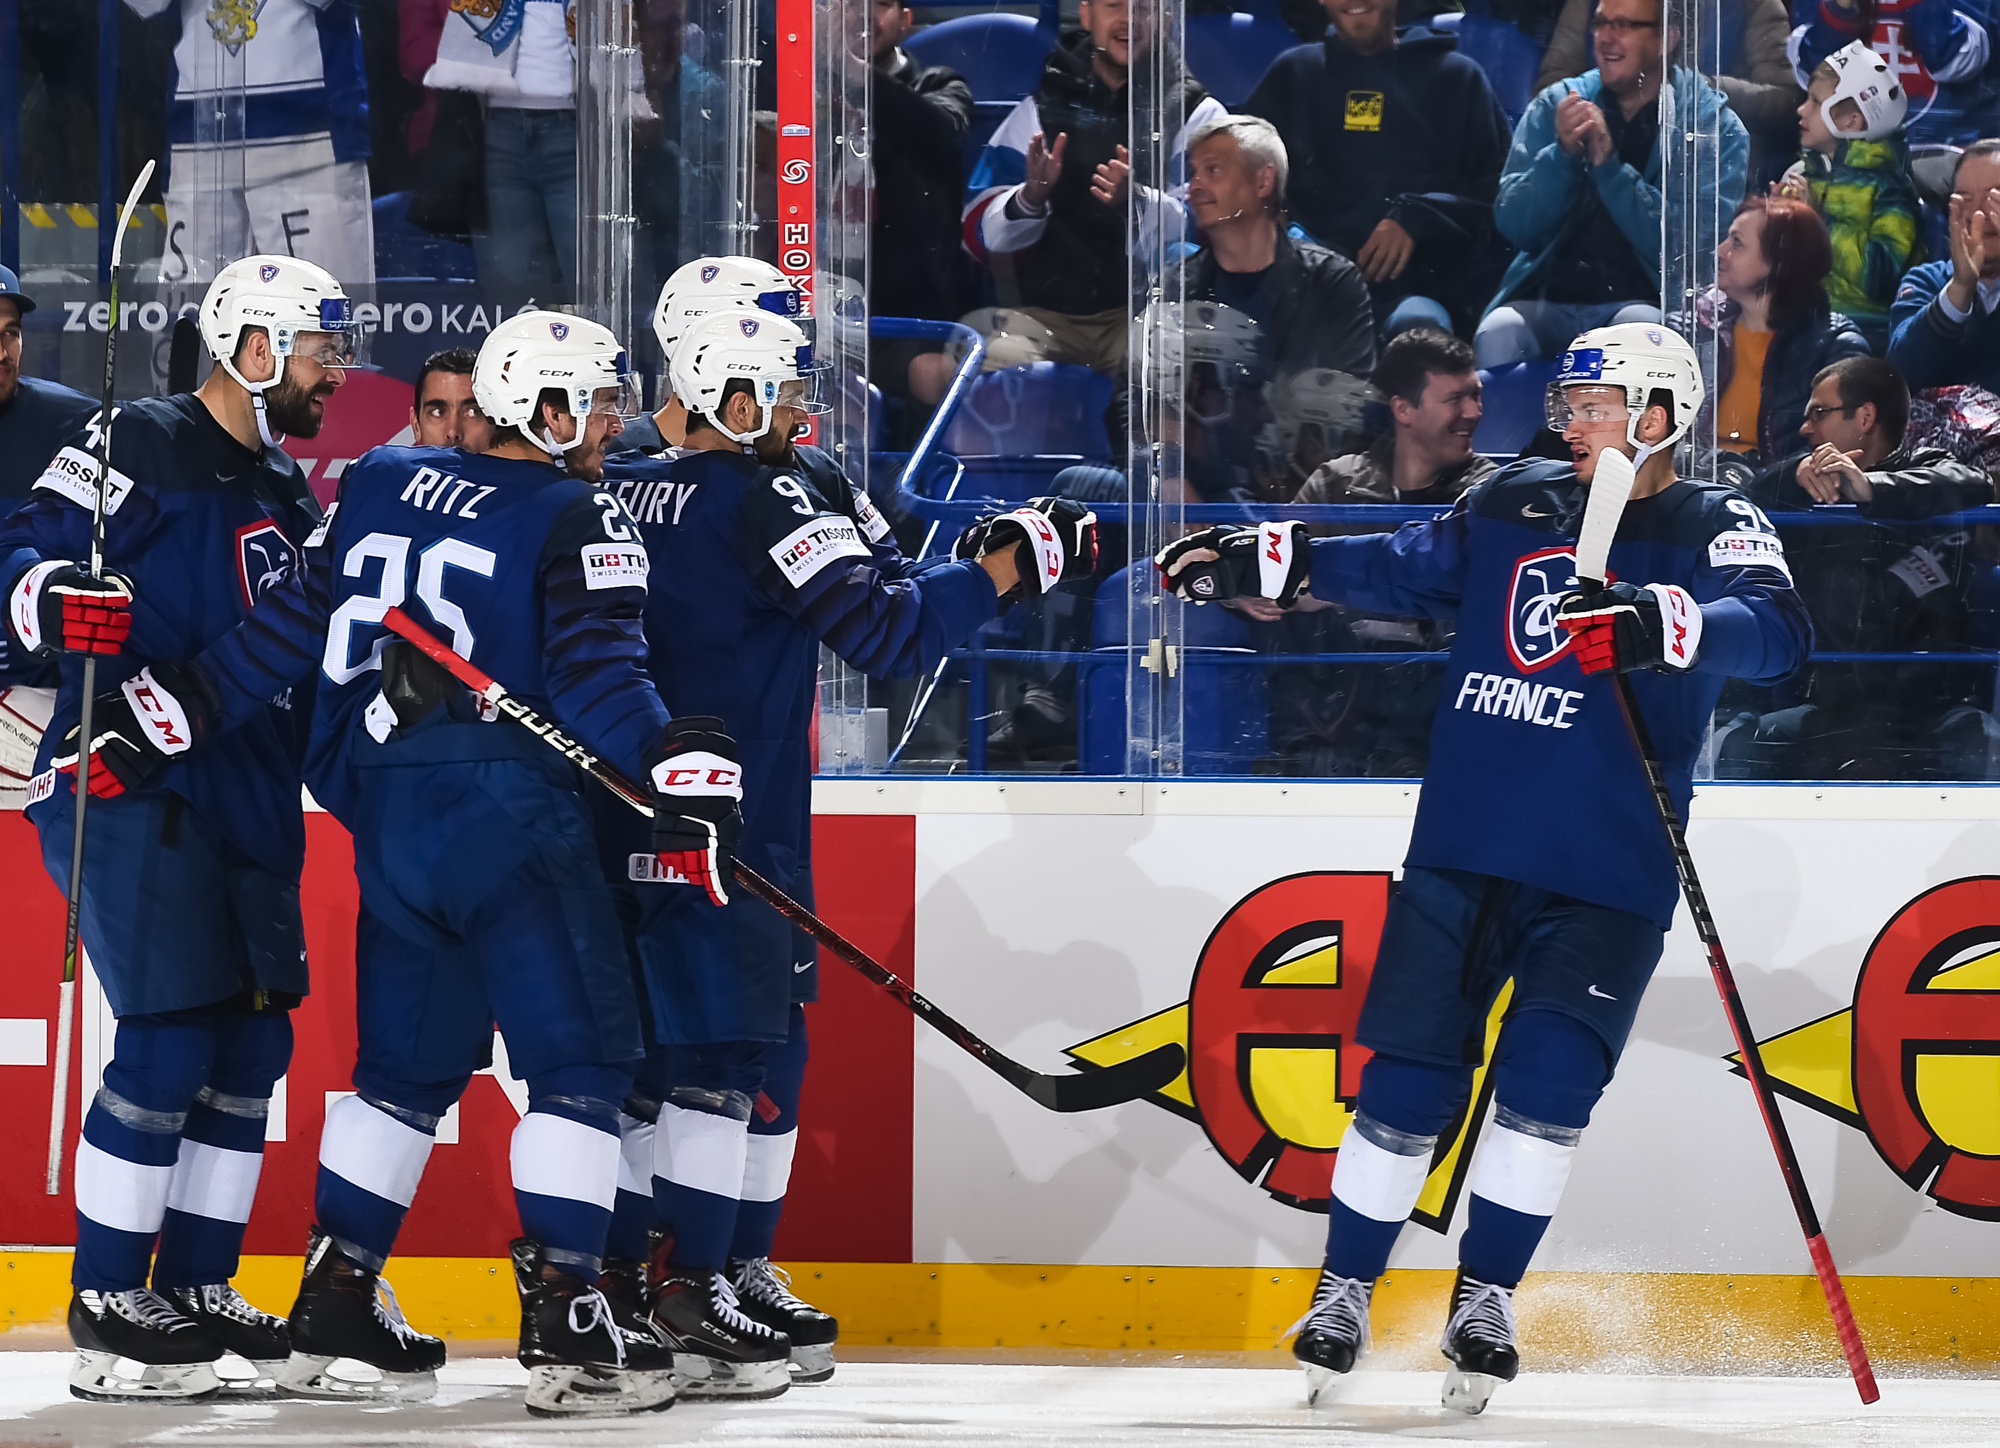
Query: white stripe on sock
74 1137 173 1235
1330 1128 1431 1223
164 1139 264 1224
1469 1122 1578 1218
512 1111 619 1210
741 1128 797 1204
617 1117 655 1198
656 1101 749 1199
319 1094 434 1208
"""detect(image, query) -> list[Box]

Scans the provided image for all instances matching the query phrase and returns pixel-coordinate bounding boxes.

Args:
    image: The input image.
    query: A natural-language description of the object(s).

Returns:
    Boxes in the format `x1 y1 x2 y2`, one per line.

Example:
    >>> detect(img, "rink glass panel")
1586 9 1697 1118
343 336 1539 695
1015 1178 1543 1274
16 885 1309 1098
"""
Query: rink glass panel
6 0 2000 784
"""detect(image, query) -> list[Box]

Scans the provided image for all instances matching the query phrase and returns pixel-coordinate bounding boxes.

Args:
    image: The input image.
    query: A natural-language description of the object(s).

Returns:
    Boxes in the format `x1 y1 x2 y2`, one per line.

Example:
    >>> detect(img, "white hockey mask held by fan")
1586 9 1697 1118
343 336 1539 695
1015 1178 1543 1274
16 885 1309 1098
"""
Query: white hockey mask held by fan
653 256 810 366
474 311 643 461
669 311 828 449
200 255 361 447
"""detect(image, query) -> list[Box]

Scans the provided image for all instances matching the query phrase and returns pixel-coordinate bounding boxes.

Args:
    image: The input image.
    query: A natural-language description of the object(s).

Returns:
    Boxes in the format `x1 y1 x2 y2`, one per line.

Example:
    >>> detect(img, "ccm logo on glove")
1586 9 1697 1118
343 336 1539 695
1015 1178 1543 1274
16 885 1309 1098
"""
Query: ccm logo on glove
124 668 196 754
650 752 743 794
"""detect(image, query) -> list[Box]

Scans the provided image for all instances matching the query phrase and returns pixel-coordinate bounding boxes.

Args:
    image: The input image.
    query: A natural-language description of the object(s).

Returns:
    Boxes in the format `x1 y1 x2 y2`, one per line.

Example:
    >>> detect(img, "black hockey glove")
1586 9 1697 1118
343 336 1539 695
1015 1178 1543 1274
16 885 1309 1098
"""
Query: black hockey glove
1555 582 1702 675
647 716 743 908
1155 522 1311 606
952 496 1099 600
53 661 220 798
7 561 134 657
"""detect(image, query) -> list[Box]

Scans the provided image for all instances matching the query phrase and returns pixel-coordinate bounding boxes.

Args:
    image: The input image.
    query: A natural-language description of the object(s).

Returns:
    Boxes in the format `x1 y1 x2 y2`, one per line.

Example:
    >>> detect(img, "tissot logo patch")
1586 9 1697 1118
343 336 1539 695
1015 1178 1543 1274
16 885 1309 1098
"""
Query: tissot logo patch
1504 547 1581 673
768 516 869 587
580 543 649 591
235 520 297 610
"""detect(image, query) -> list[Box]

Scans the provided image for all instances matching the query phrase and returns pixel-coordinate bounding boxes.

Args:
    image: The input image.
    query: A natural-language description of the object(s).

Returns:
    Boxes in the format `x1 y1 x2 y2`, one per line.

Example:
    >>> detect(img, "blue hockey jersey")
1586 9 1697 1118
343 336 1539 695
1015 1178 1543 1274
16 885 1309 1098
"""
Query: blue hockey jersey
0 393 321 875
599 445 996 1040
0 376 97 683
198 445 670 827
1308 458 1812 929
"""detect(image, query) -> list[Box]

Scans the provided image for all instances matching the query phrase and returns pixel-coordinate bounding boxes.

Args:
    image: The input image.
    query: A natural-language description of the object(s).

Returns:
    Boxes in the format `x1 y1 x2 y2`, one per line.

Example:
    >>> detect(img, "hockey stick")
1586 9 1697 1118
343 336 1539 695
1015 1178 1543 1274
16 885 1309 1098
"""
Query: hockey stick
48 160 157 1196
379 607 1186 1113
1572 450 1879 1403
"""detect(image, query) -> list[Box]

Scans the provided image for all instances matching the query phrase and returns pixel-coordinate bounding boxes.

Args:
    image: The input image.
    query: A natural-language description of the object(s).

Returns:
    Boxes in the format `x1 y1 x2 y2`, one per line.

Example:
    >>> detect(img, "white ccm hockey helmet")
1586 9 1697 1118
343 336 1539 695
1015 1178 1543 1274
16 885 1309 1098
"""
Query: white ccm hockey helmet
199 254 359 446
1819 40 1908 141
474 311 641 457
653 256 809 363
669 310 827 445
1547 322 1704 463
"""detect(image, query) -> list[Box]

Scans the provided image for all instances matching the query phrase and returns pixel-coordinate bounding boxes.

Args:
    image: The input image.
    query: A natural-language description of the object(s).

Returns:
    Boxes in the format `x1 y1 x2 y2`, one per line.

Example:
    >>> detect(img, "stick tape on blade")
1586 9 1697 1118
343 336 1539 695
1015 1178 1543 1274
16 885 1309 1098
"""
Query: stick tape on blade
1575 448 1635 586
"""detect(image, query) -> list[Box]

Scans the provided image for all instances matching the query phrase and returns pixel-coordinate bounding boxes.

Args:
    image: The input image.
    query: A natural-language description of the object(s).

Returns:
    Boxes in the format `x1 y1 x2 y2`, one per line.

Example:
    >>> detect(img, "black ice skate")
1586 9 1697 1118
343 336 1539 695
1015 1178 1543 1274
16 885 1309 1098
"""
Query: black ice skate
730 1256 838 1383
280 1226 446 1401
651 1266 791 1400
163 1284 290 1396
596 1257 651 1317
512 1239 675 1417
1288 1270 1373 1407
68 1288 223 1402
1439 1268 1519 1415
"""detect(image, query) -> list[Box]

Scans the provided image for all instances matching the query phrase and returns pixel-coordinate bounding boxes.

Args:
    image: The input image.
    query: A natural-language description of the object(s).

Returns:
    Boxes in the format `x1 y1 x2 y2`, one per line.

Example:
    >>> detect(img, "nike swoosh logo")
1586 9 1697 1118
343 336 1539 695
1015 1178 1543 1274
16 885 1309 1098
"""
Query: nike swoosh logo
794 961 812 973
1520 505 1559 518
1587 984 1617 1000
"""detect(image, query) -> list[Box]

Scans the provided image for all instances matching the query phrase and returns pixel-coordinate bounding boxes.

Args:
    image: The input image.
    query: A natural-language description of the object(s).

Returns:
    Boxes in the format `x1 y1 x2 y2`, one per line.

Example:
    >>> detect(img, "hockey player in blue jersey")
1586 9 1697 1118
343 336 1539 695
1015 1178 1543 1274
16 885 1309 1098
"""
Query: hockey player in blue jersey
117 311 725 1414
1157 324 1812 1415
594 307 1095 1395
0 254 356 1402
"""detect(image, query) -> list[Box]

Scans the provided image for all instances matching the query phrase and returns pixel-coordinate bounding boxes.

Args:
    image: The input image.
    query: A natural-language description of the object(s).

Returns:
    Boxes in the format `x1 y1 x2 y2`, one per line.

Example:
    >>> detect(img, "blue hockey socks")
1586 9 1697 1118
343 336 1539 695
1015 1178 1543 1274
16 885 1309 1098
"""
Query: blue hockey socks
728 1005 808 1264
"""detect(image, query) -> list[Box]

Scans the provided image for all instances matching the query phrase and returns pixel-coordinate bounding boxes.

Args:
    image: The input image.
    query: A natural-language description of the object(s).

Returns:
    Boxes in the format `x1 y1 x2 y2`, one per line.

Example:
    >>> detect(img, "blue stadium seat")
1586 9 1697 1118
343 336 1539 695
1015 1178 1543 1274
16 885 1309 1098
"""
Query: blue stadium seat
1430 11 1544 124
1185 11 1301 107
939 362 1116 486
1473 358 1560 457
905 12 1054 102
371 191 478 283
1080 568 1269 774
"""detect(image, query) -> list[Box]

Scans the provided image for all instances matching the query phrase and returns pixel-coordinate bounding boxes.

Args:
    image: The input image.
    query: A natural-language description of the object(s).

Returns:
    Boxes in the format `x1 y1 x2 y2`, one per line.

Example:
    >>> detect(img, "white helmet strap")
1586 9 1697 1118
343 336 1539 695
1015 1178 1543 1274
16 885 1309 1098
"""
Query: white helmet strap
217 337 290 450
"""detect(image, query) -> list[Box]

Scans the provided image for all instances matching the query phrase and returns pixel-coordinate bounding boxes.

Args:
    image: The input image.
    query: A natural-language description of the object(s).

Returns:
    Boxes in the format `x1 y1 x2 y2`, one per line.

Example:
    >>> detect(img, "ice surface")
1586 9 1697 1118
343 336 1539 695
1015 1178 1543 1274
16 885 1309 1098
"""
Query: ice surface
0 1352 1994 1447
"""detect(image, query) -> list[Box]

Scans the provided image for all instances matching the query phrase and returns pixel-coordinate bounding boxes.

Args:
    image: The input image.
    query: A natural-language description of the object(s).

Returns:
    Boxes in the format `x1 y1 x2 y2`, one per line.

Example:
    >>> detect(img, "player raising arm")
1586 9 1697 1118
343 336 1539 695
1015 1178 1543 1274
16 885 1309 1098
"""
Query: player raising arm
0 256 352 1401
593 306 1095 1395
1157 324 1811 1414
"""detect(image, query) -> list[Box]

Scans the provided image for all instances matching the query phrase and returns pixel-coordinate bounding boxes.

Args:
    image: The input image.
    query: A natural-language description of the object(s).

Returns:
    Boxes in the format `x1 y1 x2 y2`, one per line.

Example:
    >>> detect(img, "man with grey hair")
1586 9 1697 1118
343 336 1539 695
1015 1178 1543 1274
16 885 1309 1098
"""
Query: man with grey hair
1242 0 1511 338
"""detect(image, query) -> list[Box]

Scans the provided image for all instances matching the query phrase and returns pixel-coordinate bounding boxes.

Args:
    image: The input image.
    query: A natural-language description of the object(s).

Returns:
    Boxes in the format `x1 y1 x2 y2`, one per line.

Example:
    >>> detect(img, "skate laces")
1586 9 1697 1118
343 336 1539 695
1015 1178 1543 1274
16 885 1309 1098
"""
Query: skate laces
109 1289 198 1333
710 1273 777 1339
566 1288 625 1369
1286 1273 1372 1349
734 1257 810 1313
1444 1279 1516 1349
370 1275 425 1347
197 1283 274 1325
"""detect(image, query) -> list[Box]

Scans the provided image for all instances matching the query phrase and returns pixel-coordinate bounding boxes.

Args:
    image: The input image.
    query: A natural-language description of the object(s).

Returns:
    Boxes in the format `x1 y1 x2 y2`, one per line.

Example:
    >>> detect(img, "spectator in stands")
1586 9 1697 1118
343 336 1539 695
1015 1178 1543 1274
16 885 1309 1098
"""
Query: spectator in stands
1476 0 1748 367
0 266 93 508
1721 356 1998 779
424 0 578 308
1788 0 1996 151
408 347 493 451
1048 117 1376 505
961 0 1226 380
1691 196 1867 466
1538 0 1800 186
1240 0 1512 338
1888 140 2000 392
1250 330 1493 776
871 0 977 418
633 0 729 344
1780 41 1919 353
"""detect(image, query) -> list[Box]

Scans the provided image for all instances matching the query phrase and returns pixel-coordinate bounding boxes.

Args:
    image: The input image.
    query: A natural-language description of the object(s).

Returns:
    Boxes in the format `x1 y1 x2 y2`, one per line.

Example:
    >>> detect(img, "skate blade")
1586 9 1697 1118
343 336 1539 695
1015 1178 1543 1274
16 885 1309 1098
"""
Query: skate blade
788 1343 836 1385
673 1356 790 1401
278 1353 437 1402
524 1364 676 1417
69 1350 221 1403
1441 1366 1505 1415
1302 1362 1352 1409
215 1355 286 1398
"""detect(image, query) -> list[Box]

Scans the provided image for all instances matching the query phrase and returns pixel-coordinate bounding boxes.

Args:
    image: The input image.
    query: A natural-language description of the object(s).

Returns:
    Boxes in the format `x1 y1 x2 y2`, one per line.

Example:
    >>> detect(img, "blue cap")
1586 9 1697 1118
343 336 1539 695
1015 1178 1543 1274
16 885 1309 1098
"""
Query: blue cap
0 264 35 315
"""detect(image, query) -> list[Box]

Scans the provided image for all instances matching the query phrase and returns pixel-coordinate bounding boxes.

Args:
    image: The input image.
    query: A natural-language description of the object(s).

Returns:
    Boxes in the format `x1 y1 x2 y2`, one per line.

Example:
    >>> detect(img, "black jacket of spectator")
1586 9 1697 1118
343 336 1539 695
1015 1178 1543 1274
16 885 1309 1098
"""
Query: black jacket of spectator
873 49 975 323
1181 231 1378 382
1689 290 1871 465
1019 28 1207 317
1241 23 1511 326
1729 446 1997 778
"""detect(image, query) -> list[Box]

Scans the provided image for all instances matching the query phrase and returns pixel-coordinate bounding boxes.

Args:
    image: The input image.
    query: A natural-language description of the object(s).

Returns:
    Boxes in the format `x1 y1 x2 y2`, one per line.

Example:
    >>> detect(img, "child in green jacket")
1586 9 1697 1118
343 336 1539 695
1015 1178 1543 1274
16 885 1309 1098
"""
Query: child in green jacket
1783 40 1920 351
